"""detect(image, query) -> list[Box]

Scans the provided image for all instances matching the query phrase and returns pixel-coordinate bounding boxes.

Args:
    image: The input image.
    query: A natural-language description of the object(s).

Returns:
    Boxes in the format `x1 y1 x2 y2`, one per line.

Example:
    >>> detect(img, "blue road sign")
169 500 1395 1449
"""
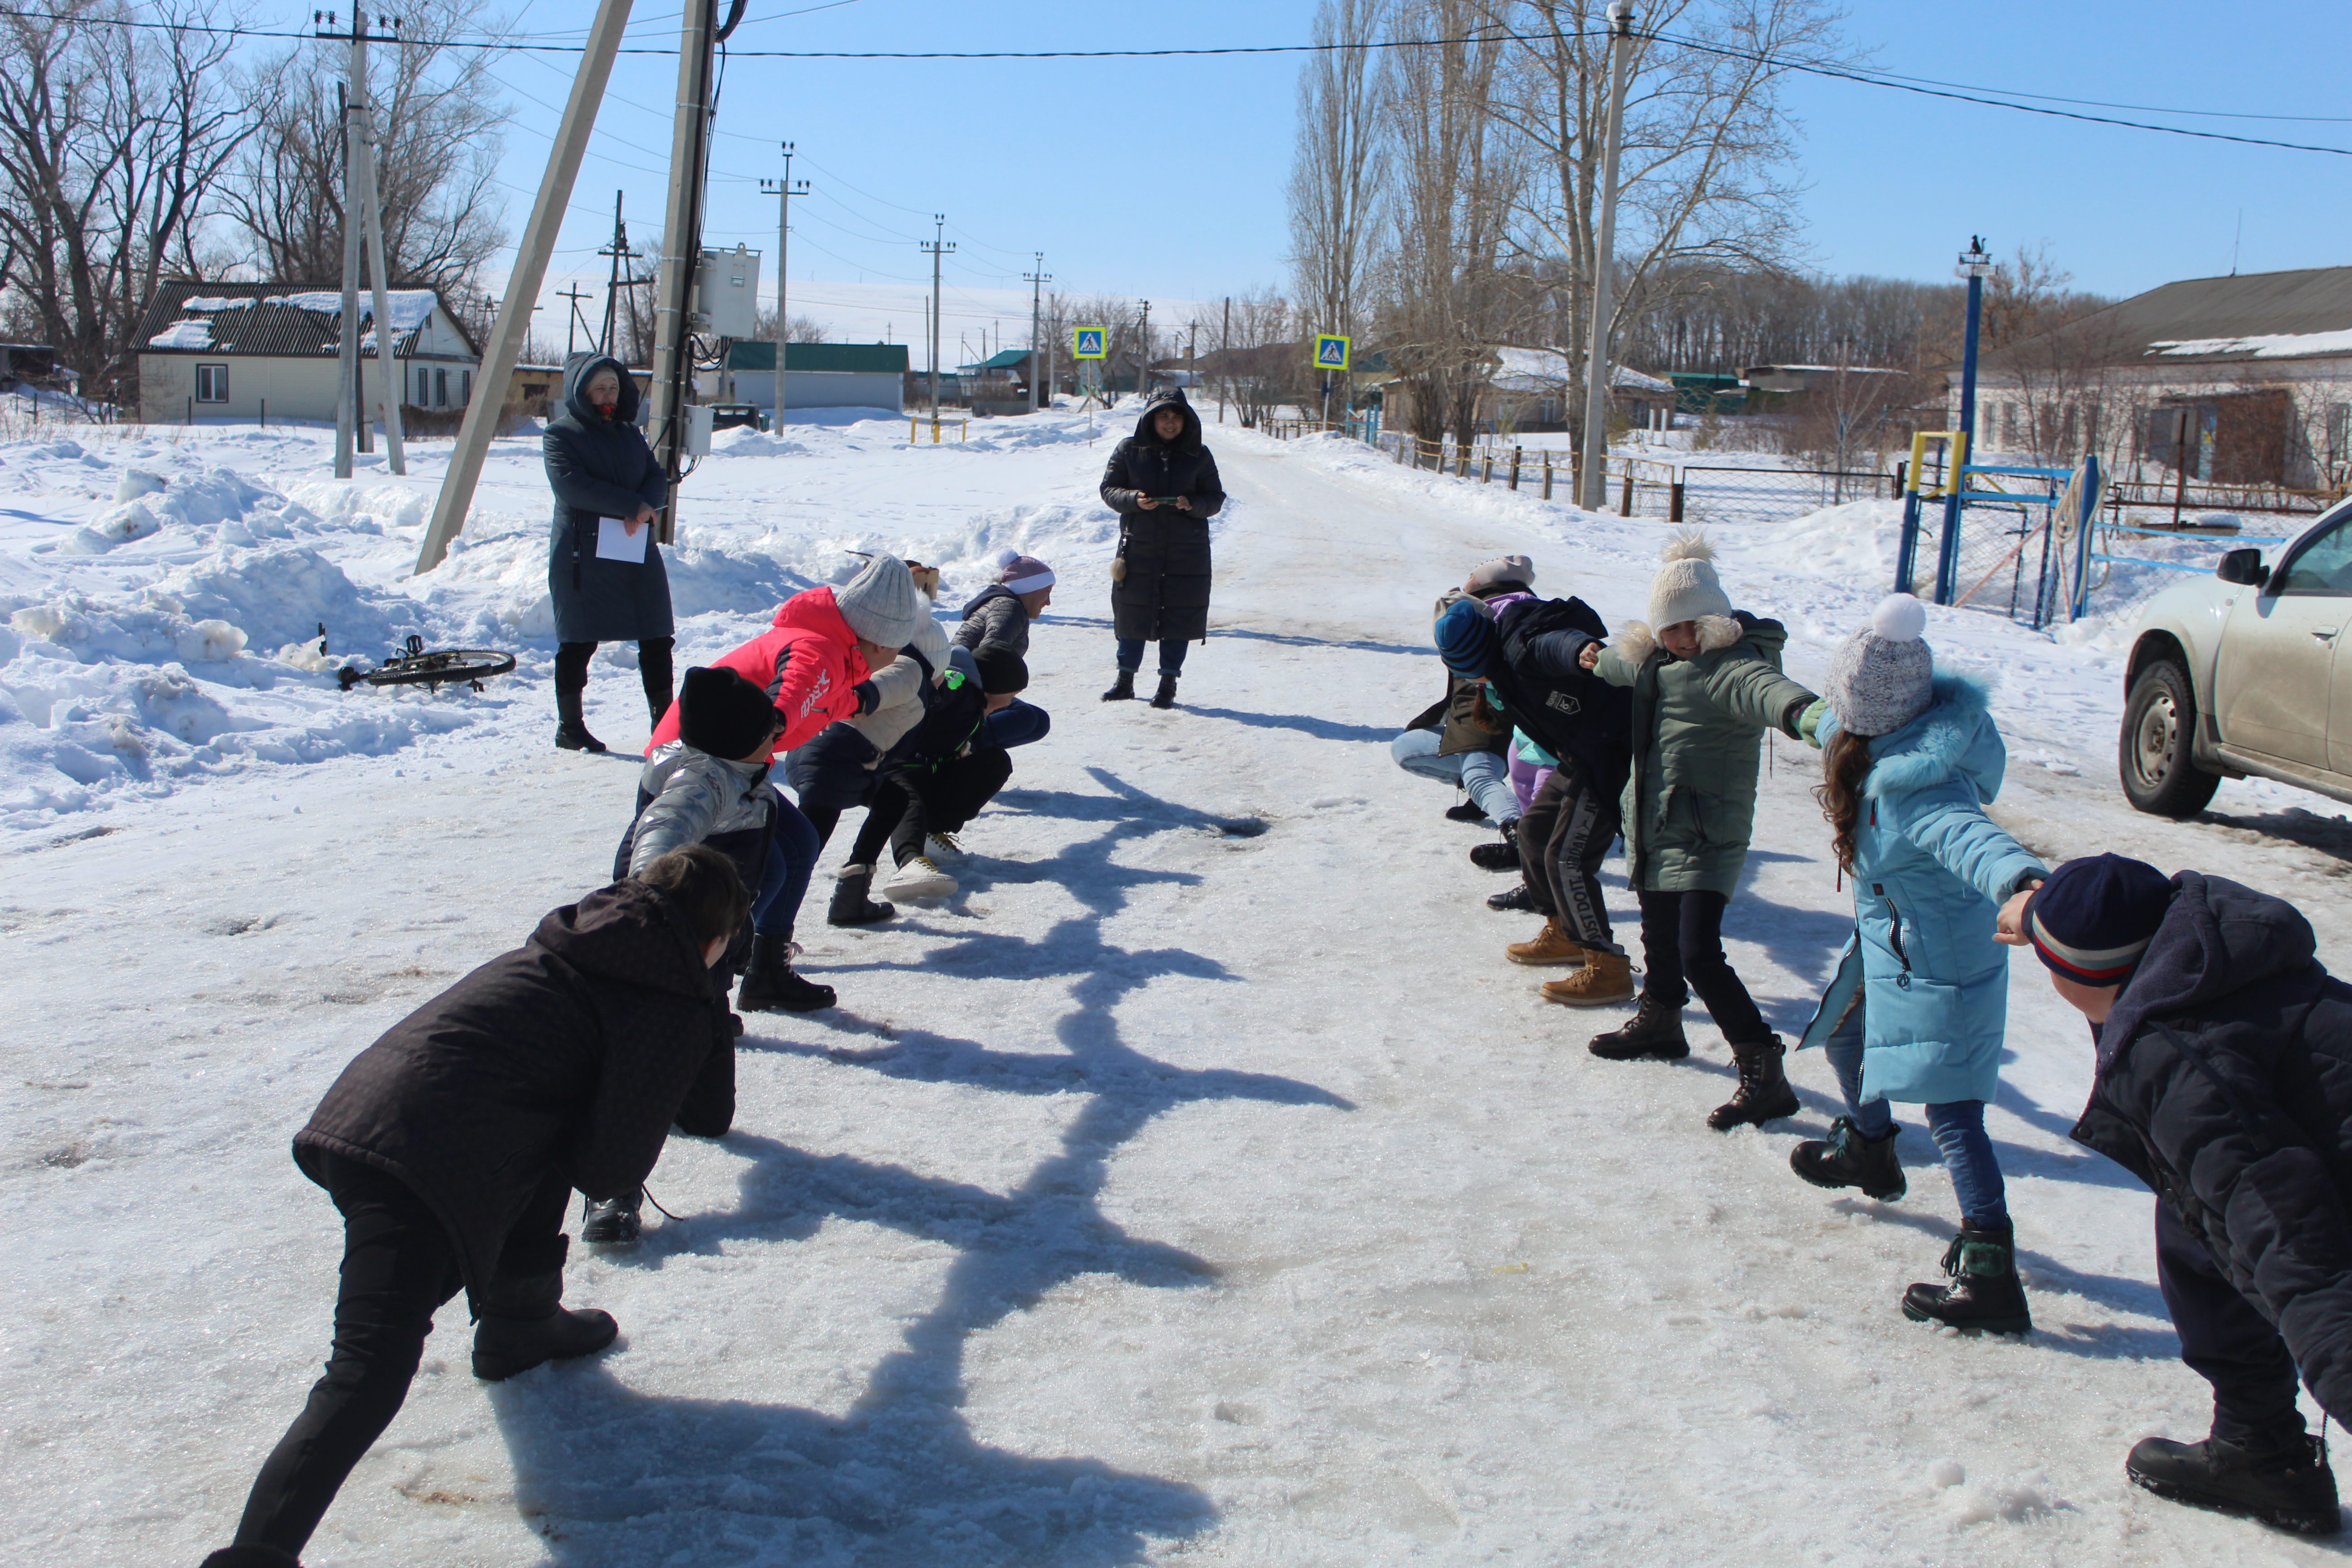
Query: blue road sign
1072 328 1107 360
1313 334 1351 371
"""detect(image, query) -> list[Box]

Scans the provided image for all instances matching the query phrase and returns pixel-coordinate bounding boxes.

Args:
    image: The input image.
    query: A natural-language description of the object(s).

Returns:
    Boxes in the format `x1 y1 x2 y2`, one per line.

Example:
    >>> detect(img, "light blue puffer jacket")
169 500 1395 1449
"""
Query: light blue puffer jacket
1796 674 2047 1105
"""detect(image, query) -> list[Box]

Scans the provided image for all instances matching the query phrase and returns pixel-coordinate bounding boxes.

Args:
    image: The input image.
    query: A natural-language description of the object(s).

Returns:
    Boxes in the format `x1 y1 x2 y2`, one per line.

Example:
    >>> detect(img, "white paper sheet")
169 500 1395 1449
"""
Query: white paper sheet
595 515 650 563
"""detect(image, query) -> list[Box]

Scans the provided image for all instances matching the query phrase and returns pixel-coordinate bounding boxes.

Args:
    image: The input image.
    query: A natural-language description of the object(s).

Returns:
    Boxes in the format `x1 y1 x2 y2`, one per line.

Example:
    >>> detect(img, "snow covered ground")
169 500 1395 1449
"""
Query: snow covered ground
8 406 2352 1566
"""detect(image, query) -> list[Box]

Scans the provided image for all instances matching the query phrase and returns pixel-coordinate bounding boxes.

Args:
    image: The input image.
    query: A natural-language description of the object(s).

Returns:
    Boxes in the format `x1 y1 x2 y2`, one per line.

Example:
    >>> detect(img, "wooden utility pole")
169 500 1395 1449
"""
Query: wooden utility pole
597 191 633 358
920 216 954 427
414 0 637 575
559 284 593 357
350 14 404 475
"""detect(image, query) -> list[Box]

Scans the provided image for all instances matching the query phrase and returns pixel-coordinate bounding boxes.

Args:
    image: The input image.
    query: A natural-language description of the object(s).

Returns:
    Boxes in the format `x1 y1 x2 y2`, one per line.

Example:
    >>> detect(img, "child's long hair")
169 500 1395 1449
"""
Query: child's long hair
1816 727 1874 872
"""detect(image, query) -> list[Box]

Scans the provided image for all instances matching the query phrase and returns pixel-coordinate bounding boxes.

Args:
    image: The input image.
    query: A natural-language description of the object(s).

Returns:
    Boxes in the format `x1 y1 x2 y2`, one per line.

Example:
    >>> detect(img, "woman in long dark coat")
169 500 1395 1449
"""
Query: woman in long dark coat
544 353 676 752
1099 387 1224 709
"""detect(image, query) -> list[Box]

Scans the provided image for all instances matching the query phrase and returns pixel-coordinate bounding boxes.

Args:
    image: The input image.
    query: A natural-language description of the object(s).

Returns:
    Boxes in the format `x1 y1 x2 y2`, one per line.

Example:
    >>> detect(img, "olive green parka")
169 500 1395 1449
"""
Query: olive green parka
1594 611 1818 895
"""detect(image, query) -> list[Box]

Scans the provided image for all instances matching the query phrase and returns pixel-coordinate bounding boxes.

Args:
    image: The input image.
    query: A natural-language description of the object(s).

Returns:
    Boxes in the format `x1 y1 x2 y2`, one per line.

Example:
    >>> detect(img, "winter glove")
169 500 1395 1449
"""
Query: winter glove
853 680 880 717
1795 698 1829 748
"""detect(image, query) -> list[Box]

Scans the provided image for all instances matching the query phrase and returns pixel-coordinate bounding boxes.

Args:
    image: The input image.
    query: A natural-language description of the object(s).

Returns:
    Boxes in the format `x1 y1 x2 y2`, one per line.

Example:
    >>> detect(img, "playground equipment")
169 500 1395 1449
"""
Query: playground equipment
1895 429 2103 630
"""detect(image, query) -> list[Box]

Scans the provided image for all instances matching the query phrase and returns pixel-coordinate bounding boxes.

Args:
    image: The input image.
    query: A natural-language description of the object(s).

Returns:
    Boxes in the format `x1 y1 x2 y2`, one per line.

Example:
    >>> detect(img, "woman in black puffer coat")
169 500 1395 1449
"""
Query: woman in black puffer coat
544 353 676 753
1099 387 1224 709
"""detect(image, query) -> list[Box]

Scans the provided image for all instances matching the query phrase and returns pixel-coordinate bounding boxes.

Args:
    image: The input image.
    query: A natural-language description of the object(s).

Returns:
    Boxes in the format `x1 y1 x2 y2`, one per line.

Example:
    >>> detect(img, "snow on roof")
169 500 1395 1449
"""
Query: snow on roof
137 285 459 358
2150 329 2352 360
146 321 217 349
1489 346 1671 395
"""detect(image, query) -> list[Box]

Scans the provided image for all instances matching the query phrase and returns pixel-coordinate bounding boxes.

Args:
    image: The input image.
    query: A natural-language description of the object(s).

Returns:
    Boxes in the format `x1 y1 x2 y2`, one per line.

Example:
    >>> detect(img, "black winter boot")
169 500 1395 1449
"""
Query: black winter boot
738 931 835 1012
1708 1034 1802 1130
1469 819 1522 871
580 1188 643 1246
1903 1223 2032 1334
639 639 675 728
1446 799 1490 823
1151 672 1179 710
201 1548 301 1568
1487 882 1538 912
1792 1116 1906 1200
1588 994 1690 1060
826 864 896 926
554 684 605 753
1101 670 1136 701
470 1237 619 1381
2128 1428 2342 1535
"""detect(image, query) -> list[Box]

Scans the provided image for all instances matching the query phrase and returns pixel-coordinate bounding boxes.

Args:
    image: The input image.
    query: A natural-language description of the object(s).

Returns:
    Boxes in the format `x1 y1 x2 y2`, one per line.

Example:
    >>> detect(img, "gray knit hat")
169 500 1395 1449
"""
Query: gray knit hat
1465 554 1536 593
1824 593 1935 737
833 553 922 649
1647 532 1735 628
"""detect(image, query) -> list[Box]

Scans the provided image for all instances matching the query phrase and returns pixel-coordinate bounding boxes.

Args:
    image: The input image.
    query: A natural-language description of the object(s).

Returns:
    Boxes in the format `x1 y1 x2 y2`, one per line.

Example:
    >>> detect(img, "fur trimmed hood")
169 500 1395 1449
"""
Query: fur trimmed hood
1841 672 2005 803
1610 612 1753 666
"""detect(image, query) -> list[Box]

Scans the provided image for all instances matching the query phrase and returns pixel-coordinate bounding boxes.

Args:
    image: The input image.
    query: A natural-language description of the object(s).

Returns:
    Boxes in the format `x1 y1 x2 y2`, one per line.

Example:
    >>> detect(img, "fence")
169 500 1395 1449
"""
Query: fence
2076 518 2297 626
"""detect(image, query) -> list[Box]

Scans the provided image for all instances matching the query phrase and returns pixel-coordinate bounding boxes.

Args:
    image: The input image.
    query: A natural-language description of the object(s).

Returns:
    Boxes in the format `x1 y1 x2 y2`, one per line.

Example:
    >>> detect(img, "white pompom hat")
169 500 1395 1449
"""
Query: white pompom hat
1823 593 1935 737
1647 531 1735 628
993 547 1056 593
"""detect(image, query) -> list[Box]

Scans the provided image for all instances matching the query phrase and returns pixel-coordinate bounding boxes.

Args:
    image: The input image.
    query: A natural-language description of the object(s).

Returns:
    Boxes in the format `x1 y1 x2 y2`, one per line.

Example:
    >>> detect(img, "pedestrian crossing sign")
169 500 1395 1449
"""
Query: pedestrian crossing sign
1072 327 1107 360
1313 334 1351 370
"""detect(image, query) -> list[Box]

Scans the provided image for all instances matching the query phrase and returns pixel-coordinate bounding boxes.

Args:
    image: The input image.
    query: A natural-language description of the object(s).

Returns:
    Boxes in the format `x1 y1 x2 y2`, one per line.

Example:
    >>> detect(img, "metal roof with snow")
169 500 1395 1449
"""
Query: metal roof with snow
1488 346 1671 395
725 341 911 374
132 280 474 360
1979 265 2352 371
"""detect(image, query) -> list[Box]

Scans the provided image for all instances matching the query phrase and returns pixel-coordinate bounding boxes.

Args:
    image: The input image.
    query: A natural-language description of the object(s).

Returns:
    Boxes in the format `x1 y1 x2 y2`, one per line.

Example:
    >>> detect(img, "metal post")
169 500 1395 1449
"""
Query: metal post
1578 0 1637 510
1937 238 1993 603
352 15 404 475
760 143 806 426
414 0 636 575
645 0 718 544
333 70 362 479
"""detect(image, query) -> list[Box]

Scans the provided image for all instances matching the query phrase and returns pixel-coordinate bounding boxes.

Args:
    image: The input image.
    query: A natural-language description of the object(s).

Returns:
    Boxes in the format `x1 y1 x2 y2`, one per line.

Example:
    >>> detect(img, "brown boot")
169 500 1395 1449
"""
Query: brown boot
1707 1033 1801 1129
1540 951 1636 1007
1506 919 1587 966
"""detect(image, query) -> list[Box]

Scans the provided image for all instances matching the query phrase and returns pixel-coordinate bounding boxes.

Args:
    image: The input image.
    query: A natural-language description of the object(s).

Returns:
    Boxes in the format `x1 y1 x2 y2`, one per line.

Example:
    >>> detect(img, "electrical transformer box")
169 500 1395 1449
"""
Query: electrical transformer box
693 245 760 338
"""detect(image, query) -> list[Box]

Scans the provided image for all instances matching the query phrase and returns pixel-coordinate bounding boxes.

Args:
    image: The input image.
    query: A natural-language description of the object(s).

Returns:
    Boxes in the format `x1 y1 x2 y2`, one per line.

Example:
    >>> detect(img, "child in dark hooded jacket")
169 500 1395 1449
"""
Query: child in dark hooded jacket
2013 853 2352 1536
198 847 746 1568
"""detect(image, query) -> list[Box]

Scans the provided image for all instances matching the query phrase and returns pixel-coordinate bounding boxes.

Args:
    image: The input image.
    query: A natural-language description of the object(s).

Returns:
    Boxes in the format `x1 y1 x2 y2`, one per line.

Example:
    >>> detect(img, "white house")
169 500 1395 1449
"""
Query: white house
134 282 481 426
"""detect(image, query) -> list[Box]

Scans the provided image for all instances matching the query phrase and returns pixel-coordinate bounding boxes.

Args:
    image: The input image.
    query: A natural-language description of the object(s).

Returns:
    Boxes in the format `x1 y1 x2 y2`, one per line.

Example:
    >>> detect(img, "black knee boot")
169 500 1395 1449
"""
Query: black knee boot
554 682 605 753
638 638 675 727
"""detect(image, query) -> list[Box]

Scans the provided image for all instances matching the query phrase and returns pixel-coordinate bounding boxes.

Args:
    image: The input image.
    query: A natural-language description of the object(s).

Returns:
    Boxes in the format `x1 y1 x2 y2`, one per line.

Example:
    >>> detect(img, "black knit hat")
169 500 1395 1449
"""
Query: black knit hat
2024 853 2172 985
678 666 779 759
975 647 1029 696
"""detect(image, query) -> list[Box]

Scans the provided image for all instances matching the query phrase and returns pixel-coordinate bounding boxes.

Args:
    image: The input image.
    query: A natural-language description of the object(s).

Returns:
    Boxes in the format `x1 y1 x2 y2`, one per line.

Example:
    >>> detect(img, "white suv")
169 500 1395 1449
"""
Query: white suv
2120 496 2352 817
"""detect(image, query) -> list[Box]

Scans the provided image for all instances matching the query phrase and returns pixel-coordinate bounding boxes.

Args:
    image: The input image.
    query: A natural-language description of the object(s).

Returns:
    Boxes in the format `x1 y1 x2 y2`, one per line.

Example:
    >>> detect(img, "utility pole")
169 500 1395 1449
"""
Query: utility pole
920 215 953 431
1938 237 1995 604
1136 299 1150 402
1024 255 1050 412
415 0 636 575
1578 0 1637 510
559 284 593 357
349 13 404 474
329 50 361 475
597 191 634 358
759 142 807 424
645 0 721 543
1220 295 1230 424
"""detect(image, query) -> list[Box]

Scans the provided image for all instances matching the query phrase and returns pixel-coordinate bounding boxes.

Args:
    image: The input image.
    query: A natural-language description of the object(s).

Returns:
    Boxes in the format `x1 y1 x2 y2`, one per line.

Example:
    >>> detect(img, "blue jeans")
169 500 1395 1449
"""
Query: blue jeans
1116 637 1189 676
1390 728 1519 823
984 697 1050 750
752 800 819 937
1823 1002 2009 1229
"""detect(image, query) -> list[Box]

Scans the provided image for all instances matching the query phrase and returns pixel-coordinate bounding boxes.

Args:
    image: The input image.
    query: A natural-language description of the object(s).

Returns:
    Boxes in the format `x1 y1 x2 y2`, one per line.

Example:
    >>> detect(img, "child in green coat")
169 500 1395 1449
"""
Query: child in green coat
1582 533 1820 1131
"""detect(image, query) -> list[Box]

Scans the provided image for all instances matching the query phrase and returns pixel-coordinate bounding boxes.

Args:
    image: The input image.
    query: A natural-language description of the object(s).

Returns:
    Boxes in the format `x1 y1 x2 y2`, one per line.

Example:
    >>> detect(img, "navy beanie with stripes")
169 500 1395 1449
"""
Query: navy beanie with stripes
2024 853 2173 985
1434 596 1499 678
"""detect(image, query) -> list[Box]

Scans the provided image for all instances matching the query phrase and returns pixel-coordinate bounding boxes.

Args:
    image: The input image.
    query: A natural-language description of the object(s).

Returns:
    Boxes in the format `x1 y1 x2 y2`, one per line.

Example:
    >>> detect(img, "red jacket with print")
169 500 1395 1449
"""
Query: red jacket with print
646 586 872 755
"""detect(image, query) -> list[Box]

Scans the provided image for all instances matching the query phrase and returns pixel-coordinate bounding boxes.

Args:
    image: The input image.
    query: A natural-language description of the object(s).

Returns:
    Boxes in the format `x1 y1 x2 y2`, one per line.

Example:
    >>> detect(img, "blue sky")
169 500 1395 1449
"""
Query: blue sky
461 0 2349 339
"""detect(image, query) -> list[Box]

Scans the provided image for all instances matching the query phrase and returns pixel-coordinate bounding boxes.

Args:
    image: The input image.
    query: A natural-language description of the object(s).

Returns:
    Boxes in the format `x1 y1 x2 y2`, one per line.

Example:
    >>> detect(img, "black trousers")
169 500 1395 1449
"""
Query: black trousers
2156 1200 2307 1441
230 1152 569 1557
1635 887 1769 1042
1514 758 1621 952
555 637 675 722
854 750 1018 867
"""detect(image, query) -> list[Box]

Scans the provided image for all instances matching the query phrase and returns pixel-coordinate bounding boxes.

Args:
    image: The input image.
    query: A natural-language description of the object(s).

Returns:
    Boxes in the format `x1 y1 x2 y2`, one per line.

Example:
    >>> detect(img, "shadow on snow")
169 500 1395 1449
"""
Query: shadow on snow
486 764 1348 1564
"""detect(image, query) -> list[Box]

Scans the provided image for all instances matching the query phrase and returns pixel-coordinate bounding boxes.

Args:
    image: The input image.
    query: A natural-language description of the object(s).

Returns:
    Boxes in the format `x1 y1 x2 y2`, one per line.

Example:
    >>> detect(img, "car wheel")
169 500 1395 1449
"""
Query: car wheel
2118 660 2220 818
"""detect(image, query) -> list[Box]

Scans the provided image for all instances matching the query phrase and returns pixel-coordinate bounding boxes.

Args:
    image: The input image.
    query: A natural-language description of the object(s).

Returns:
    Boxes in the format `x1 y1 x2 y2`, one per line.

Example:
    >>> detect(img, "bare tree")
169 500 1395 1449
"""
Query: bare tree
1289 0 1389 417
1477 0 1841 457
751 309 828 343
1376 0 1519 452
0 1 250 406
221 1 509 297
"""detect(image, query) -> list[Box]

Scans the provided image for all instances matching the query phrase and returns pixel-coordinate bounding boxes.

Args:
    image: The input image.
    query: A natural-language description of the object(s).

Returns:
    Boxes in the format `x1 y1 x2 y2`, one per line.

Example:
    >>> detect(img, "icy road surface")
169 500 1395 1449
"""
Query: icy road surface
5 407 2352 1565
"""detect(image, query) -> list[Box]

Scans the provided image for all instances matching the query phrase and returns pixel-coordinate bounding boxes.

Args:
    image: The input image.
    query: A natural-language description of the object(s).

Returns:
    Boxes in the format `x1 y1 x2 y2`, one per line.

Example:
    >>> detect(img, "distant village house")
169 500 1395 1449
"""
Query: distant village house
133 282 481 426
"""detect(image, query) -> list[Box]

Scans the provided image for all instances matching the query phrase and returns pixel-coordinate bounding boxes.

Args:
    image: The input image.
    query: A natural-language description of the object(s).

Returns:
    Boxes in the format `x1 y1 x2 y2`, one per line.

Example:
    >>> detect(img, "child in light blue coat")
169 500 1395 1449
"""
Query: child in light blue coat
1792 594 2048 1333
